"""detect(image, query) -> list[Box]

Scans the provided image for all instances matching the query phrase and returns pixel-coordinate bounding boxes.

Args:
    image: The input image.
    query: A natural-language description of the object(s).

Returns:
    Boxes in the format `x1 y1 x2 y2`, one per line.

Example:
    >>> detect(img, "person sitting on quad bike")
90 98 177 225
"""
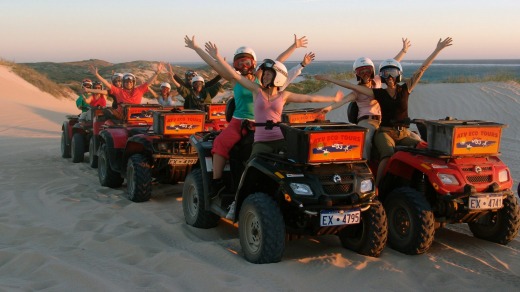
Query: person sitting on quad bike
108 72 123 109
78 81 107 122
168 64 224 111
85 63 164 119
184 34 312 200
316 37 453 186
76 78 93 119
318 38 411 160
156 82 180 106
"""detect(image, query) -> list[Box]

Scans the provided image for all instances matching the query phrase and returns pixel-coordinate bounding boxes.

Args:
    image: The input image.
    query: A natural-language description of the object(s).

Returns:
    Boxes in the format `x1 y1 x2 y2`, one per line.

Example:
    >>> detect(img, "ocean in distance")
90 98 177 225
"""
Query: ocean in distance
173 59 520 83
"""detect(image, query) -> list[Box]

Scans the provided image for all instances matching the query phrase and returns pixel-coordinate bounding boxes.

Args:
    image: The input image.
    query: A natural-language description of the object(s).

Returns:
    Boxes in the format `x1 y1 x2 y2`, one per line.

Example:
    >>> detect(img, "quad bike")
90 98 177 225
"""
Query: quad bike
96 104 170 189
123 109 206 202
375 117 520 255
182 116 387 264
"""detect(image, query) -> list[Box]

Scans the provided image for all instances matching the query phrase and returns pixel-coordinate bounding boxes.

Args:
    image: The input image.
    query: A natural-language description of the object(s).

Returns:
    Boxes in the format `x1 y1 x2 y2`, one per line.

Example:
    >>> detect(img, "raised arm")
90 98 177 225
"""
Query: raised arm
184 35 235 81
281 51 315 91
285 89 343 104
393 38 411 62
167 64 182 88
319 92 356 114
83 87 108 95
204 41 260 93
315 75 374 97
145 62 164 85
406 37 453 92
276 34 308 62
89 65 111 89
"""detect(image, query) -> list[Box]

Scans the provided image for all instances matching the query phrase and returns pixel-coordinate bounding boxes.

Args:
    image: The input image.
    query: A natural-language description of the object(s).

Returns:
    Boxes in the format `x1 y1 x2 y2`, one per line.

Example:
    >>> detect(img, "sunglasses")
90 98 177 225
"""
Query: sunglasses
355 66 373 76
123 79 134 83
83 84 92 88
380 68 401 78
113 79 122 83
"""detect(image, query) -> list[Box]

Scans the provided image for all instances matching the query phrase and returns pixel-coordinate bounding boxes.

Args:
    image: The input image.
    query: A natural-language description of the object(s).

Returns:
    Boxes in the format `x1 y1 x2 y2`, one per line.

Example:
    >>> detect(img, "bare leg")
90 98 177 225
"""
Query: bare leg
212 153 226 179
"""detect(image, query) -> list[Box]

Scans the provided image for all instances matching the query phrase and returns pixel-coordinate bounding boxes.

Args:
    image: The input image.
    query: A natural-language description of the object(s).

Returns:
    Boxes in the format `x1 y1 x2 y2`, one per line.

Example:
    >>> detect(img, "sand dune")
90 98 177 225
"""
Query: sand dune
1 65 519 291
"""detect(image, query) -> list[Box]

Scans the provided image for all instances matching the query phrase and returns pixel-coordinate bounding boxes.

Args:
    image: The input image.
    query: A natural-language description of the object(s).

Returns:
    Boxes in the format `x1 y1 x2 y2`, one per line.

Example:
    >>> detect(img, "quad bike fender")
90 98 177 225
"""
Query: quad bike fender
234 157 287 220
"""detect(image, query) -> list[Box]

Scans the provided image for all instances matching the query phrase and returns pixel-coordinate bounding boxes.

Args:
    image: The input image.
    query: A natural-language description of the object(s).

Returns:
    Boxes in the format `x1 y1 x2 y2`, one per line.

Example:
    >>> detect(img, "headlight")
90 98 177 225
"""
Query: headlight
360 179 373 193
498 169 509 183
437 173 459 185
289 183 313 196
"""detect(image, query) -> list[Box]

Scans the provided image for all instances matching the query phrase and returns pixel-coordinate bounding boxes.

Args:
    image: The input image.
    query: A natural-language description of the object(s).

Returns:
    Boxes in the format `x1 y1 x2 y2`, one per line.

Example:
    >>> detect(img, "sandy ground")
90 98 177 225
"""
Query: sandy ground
1 65 520 291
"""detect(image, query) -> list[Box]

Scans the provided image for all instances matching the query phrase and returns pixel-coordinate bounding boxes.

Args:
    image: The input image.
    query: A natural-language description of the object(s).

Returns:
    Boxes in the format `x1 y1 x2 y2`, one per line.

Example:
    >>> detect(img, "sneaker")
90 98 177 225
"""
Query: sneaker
210 178 225 199
226 201 236 219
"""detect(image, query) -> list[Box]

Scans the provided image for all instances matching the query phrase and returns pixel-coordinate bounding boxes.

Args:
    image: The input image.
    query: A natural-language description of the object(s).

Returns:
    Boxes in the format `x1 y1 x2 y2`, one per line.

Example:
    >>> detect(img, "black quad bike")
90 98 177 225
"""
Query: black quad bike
375 118 520 254
123 109 206 202
182 119 387 264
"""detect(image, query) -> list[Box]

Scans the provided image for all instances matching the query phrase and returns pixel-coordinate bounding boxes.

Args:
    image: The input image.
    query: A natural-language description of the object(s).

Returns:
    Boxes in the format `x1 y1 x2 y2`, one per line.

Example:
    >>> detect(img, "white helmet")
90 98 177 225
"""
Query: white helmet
191 75 204 85
111 72 124 82
122 73 136 82
353 57 375 80
160 82 171 89
234 46 257 61
260 59 288 88
378 59 403 83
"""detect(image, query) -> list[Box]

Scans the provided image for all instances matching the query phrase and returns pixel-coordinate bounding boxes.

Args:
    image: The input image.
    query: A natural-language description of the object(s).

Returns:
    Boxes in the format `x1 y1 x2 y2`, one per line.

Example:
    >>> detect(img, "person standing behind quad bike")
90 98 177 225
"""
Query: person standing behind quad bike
156 82 180 106
184 34 310 199
168 65 224 111
172 69 223 89
316 37 453 187
79 81 107 122
85 63 164 119
319 38 411 160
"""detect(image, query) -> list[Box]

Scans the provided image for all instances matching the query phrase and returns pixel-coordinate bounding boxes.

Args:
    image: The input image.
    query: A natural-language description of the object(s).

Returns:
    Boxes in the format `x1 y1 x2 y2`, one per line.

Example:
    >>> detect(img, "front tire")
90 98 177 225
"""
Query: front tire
239 192 285 264
61 131 71 158
98 142 123 188
338 200 388 257
468 192 520 244
88 137 98 168
182 168 219 228
384 187 435 255
126 154 152 202
71 133 85 163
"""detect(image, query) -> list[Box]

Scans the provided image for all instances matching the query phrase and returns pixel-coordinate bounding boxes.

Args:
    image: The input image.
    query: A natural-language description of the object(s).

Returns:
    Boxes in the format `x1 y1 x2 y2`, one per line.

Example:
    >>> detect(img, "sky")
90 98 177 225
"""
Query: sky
1 0 519 63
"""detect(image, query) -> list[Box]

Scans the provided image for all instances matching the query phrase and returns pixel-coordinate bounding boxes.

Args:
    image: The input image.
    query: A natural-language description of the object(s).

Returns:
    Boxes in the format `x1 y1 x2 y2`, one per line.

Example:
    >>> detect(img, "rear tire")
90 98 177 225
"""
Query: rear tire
468 192 520 244
126 154 152 202
71 133 85 163
338 200 388 257
61 131 71 158
88 137 98 168
384 187 435 255
182 169 219 228
98 142 123 188
239 192 285 264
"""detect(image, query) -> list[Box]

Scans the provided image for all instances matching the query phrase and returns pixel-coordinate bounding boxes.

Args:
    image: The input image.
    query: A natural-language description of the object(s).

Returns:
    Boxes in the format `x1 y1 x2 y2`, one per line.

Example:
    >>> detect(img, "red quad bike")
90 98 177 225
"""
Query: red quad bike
69 106 107 167
96 104 169 189
182 111 387 264
123 109 206 202
376 117 520 255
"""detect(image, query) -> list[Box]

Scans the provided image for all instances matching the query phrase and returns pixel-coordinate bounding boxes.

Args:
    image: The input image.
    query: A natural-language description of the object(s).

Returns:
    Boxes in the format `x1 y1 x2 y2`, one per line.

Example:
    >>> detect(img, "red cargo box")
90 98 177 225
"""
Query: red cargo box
281 108 326 123
205 103 227 120
280 123 366 164
153 110 205 136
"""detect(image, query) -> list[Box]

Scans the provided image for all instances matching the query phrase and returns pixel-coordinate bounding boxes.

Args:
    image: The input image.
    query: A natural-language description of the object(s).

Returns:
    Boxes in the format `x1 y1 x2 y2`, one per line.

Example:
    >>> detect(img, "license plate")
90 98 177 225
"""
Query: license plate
469 195 503 210
320 209 361 227
168 158 198 165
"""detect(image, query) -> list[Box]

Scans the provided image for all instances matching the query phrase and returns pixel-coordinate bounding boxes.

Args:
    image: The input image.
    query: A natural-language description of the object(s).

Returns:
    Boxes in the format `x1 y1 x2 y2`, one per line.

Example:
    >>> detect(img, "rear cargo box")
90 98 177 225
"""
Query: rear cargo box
425 119 505 156
123 104 163 125
280 123 366 164
281 108 326 123
153 110 205 136
205 104 227 120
